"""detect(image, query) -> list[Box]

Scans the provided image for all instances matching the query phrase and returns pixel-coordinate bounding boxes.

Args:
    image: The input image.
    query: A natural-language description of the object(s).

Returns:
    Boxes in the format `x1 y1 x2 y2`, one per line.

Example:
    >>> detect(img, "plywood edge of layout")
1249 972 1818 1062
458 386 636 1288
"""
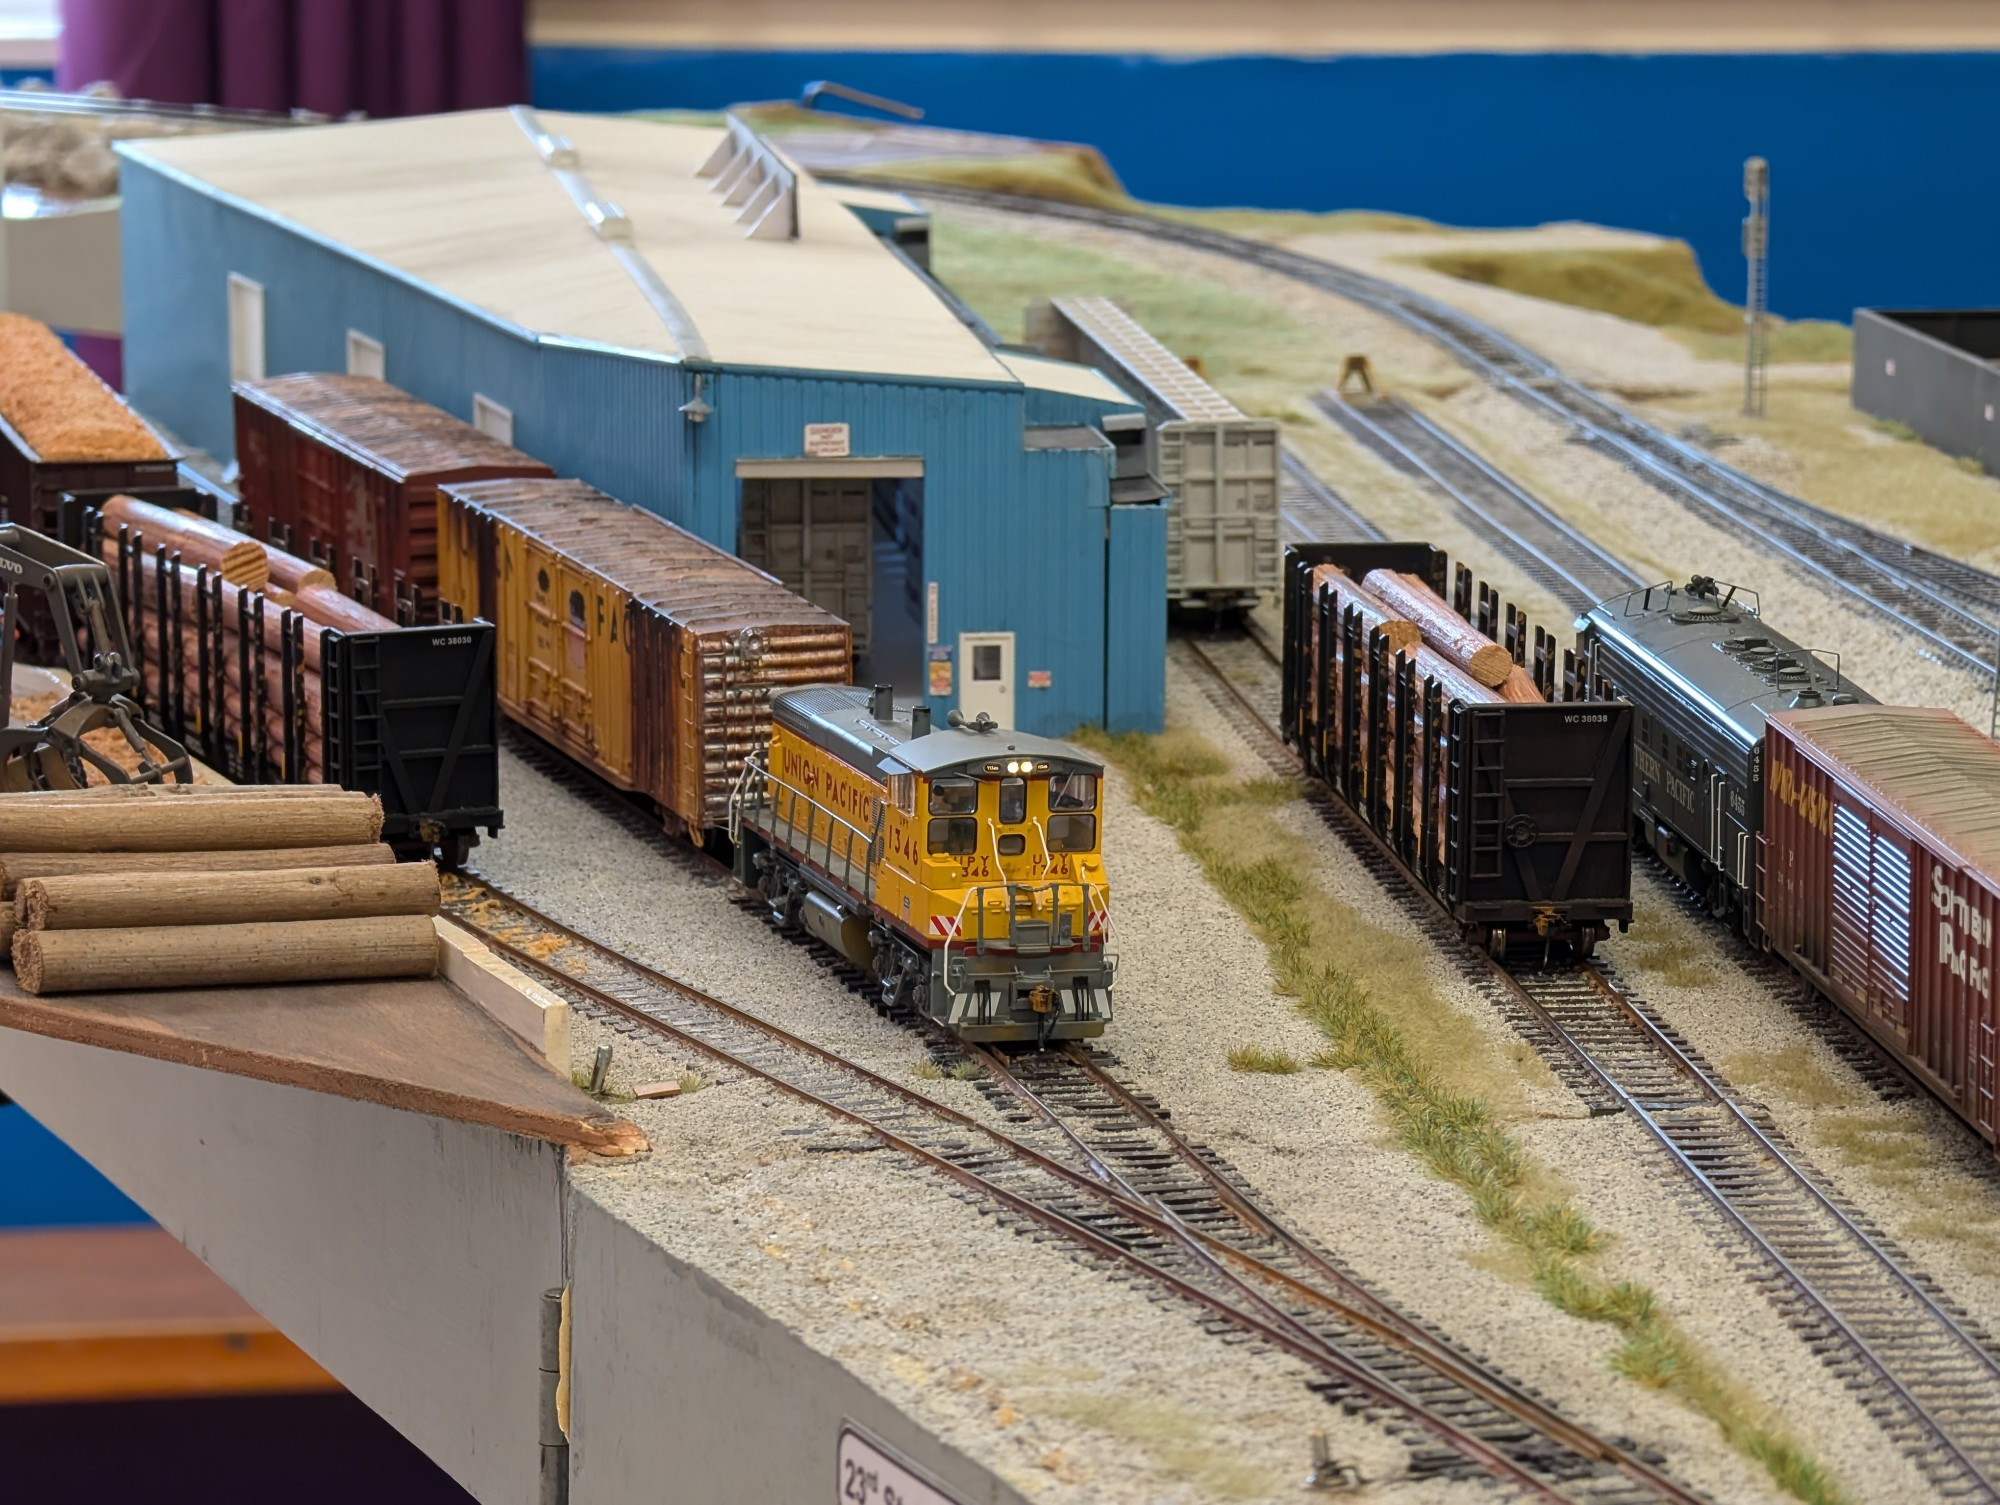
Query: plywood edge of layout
0 966 640 1156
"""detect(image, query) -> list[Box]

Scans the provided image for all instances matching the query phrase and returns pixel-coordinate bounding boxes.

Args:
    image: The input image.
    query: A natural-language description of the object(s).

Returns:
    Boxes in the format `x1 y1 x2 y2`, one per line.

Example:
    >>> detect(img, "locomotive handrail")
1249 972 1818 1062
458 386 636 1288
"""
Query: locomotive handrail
752 759 879 893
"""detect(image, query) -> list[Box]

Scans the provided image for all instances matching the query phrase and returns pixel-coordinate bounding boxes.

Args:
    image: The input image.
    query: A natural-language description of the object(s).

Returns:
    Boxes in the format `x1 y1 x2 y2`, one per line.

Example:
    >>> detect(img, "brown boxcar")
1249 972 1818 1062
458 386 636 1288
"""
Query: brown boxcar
233 374 551 622
1762 705 2000 1145
437 477 853 839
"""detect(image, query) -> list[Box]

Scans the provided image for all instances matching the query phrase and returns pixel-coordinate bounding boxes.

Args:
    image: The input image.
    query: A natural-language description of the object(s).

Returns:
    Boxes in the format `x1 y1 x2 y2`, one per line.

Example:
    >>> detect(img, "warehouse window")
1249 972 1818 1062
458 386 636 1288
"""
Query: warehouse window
472 394 514 446
568 591 586 630
227 274 265 383
345 330 385 380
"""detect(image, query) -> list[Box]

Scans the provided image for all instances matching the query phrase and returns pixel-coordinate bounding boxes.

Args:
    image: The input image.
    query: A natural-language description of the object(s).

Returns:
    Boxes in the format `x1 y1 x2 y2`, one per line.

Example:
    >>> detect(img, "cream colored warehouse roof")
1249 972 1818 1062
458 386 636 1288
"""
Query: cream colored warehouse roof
120 109 1053 386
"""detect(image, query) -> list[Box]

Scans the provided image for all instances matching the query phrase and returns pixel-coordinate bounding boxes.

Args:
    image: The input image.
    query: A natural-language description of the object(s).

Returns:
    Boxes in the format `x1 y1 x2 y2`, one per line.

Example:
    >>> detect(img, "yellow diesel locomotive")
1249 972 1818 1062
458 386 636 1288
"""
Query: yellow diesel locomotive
730 685 1115 1044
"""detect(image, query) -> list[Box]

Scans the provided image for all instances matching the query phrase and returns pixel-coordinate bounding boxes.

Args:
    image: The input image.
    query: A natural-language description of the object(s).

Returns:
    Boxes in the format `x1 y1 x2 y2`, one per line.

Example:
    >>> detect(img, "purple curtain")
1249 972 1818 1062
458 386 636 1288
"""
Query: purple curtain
57 0 528 116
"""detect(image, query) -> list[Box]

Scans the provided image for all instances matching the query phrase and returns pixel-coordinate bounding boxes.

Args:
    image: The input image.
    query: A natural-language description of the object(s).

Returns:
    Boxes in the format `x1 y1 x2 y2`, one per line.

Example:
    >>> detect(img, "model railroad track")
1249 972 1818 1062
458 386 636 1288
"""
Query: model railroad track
866 178 2000 675
1180 630 2000 1500
442 872 1701 1503
1315 393 1645 613
1278 448 1383 545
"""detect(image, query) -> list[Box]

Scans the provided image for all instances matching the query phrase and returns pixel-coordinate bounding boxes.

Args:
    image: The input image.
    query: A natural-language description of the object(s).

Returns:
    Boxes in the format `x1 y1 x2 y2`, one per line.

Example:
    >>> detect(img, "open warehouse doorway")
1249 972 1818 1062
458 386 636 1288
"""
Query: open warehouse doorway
736 459 925 697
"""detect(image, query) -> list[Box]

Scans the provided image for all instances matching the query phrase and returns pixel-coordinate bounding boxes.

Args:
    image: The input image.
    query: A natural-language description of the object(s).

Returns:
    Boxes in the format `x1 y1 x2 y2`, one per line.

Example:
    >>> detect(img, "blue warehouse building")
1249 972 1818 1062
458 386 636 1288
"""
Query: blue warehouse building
115 108 1163 735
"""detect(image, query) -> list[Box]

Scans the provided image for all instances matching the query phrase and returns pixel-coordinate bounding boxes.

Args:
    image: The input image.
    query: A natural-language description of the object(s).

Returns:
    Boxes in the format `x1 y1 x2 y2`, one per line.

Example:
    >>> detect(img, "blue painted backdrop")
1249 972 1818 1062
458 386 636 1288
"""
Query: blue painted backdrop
533 48 2000 323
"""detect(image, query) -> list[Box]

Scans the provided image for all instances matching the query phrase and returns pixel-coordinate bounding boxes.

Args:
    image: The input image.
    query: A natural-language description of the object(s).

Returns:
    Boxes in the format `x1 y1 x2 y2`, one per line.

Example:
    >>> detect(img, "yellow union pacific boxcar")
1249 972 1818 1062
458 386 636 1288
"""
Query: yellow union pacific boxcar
730 685 1114 1044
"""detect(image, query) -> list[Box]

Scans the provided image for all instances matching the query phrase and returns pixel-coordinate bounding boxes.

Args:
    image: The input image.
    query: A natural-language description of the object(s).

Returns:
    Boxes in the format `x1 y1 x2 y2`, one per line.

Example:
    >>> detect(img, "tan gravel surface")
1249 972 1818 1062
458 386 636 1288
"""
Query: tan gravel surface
477 747 1461 1501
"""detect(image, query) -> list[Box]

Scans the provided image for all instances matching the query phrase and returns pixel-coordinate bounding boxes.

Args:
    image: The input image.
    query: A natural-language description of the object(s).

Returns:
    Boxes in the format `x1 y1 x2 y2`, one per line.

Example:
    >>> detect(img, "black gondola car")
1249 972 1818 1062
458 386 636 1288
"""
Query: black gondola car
1576 576 1874 939
1281 542 1633 957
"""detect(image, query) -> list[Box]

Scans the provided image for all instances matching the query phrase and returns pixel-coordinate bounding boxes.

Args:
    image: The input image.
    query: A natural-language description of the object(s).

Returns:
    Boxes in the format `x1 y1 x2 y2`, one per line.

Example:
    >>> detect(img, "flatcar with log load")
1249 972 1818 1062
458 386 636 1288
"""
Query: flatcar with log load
436 477 854 843
91 496 501 866
1280 541 1634 958
234 373 552 623
730 686 1114 1043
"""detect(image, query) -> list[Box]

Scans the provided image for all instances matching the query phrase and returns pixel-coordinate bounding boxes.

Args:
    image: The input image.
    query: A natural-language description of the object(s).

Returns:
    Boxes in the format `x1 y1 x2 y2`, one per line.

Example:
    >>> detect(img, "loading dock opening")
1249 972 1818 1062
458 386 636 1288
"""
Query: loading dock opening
736 457 925 698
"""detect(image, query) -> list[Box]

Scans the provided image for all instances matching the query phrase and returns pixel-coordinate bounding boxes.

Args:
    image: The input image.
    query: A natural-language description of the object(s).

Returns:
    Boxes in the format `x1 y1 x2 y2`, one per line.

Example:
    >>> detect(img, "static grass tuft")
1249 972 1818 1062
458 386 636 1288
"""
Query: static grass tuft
1226 1044 1303 1074
1098 724 1851 1505
949 1060 985 1081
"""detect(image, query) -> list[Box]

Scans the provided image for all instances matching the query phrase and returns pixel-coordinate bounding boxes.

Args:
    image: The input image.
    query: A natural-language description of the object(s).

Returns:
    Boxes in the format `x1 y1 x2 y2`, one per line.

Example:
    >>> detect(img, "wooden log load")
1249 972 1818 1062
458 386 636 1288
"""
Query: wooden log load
0 844 395 899
13 916 440 995
99 496 269 590
1362 570 1514 687
19 862 440 931
0 792 381 853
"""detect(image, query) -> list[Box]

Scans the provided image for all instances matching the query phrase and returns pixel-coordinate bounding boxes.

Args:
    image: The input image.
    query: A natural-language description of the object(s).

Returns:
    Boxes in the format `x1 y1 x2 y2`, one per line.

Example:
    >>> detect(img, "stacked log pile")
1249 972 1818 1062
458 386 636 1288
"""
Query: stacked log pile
0 786 439 996
1306 563 1549 863
1361 570 1544 704
99 495 398 782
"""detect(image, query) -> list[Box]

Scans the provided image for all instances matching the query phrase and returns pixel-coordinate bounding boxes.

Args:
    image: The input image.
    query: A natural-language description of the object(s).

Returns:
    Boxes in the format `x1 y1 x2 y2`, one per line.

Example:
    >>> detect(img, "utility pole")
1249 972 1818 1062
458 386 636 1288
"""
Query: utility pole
1742 156 1770 418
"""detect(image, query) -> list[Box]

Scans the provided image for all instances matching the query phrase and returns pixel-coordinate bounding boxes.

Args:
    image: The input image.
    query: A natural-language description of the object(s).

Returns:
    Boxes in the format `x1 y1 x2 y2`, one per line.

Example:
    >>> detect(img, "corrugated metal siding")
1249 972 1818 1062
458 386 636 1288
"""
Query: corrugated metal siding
535 344 690 523
1020 385 1140 428
1105 503 1168 732
123 158 549 467
700 371 1142 736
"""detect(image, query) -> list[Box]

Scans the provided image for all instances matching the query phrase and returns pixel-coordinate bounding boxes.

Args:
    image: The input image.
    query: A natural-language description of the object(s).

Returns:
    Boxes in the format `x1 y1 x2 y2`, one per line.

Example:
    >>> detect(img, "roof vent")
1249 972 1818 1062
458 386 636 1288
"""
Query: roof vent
1791 687 1825 709
694 113 799 240
1671 603 1733 624
869 684 894 721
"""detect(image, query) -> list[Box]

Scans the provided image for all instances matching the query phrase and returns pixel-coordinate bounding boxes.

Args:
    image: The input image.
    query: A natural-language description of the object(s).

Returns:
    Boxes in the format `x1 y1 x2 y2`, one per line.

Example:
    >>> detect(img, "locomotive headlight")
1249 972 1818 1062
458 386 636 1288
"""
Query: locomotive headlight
1005 760 1022 773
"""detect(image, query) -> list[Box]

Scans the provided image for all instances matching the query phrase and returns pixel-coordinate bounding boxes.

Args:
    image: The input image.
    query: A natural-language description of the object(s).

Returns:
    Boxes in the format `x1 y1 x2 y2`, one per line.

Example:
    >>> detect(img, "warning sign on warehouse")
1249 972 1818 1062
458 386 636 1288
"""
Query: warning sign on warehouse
804 422 851 458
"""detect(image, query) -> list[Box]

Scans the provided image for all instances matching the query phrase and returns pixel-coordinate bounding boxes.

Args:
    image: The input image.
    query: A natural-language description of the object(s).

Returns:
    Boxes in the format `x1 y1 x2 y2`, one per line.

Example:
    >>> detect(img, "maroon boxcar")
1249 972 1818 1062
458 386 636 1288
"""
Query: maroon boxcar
233 374 552 623
1762 705 2000 1145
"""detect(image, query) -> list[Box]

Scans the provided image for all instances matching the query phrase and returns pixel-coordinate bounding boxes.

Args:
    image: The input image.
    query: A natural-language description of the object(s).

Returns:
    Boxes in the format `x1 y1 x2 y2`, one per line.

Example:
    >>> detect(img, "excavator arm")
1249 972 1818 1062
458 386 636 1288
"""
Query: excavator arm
0 524 191 790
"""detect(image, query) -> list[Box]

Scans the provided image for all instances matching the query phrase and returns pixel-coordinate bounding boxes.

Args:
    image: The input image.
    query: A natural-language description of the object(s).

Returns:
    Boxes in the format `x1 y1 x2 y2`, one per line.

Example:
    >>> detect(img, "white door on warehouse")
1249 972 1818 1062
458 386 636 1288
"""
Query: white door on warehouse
958 632 1014 729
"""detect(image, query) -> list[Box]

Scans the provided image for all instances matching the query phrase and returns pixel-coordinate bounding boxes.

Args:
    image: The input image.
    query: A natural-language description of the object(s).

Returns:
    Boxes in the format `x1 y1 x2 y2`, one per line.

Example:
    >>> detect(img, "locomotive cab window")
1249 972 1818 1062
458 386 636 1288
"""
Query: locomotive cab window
1048 814 1096 853
998 834 1026 856
1049 772 1097 812
927 817 978 856
889 773 915 816
930 777 978 816
999 777 1027 824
